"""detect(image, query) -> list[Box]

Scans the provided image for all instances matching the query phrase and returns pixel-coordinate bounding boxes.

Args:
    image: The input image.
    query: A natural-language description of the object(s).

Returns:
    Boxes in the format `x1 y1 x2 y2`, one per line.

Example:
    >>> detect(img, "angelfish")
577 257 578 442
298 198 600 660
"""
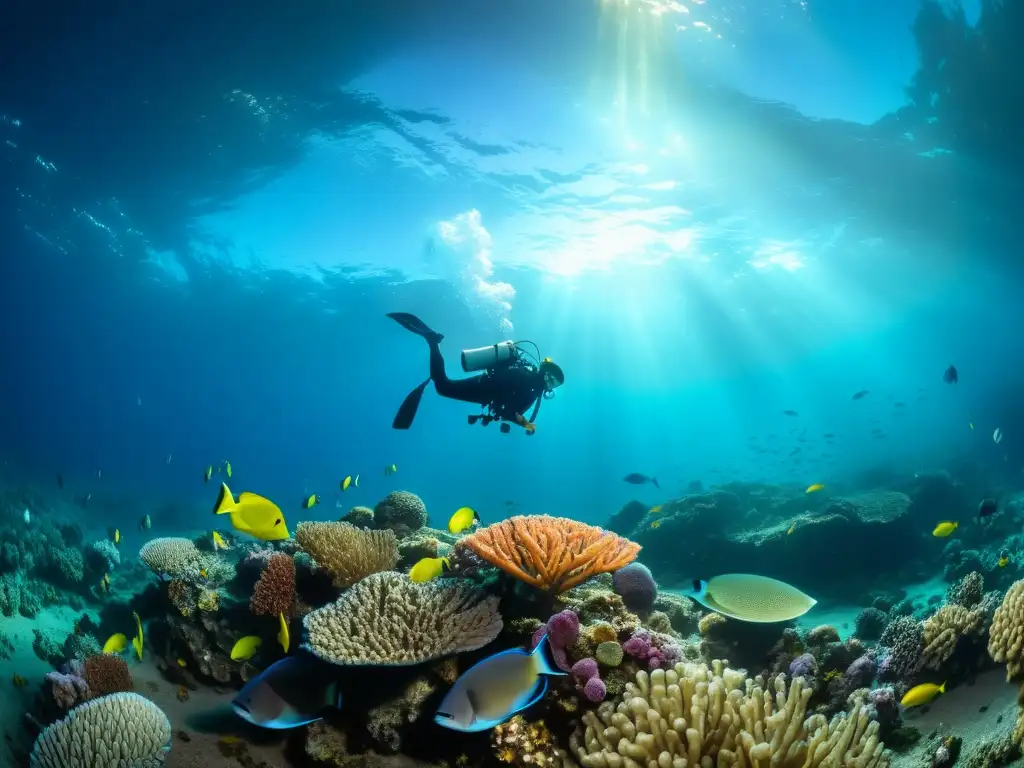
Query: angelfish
434 634 565 732
232 655 342 730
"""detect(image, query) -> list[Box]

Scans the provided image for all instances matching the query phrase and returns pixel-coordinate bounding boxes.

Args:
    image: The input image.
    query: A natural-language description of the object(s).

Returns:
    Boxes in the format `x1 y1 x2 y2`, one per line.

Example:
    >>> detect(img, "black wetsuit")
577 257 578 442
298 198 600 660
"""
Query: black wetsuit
426 336 545 421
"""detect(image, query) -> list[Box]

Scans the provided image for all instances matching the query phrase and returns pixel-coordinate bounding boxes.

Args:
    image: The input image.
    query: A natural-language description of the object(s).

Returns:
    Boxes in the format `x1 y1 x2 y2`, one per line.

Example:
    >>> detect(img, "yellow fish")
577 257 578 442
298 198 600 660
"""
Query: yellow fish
204 465 213 483
999 552 1010 568
103 573 111 588
805 484 825 494
649 505 663 515
11 674 27 688
901 681 945 708
131 612 144 661
341 476 353 491
650 520 662 530
231 635 262 661
225 461 232 478
102 633 128 654
213 483 290 541
212 531 229 551
111 529 120 545
177 658 187 668
302 494 321 510
278 612 290 654
787 522 797 535
969 422 974 430
448 506 480 534
932 521 958 537
98 578 107 594
199 568 208 579
385 464 397 476
409 557 450 583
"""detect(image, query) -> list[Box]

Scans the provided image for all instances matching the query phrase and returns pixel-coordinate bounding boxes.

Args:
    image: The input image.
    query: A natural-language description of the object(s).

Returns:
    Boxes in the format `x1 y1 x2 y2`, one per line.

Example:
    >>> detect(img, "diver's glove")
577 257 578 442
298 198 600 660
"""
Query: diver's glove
513 413 536 434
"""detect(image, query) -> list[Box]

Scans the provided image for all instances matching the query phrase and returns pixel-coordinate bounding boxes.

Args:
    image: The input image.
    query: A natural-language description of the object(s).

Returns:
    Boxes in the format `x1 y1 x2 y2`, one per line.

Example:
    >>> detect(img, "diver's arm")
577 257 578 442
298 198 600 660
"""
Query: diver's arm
513 412 536 433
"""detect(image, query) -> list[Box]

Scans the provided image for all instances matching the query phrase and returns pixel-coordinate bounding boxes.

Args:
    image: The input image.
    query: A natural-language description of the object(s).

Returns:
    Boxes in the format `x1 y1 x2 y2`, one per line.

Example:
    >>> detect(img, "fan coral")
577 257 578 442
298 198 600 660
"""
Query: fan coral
611 562 657 612
82 654 133 696
988 580 1024 679
303 572 502 665
571 661 889 768
139 537 202 579
461 515 640 593
922 603 983 669
295 521 398 589
373 491 427 535
855 607 890 641
250 553 296 619
29 692 171 768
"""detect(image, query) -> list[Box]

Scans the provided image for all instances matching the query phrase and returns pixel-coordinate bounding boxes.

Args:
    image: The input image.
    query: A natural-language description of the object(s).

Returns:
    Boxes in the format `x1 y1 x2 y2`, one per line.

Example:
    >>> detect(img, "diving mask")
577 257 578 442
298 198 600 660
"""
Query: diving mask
540 358 564 389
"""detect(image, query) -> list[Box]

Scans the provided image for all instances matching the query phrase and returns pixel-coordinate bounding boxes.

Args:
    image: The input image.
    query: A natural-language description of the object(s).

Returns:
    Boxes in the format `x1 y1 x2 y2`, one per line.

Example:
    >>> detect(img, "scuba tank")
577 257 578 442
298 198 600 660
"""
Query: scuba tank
461 341 519 373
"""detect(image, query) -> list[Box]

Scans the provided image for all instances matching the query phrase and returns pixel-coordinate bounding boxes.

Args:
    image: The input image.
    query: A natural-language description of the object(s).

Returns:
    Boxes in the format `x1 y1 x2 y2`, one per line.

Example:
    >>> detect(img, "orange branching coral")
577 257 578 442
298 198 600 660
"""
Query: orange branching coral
250 553 297 619
462 515 640 594
82 654 133 696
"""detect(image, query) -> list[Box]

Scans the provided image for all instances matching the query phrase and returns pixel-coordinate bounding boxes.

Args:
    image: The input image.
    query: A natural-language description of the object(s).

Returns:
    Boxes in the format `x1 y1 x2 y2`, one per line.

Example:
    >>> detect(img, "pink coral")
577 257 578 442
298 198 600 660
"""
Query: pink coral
571 658 598 682
583 676 607 702
45 670 89 709
623 628 682 670
531 610 580 672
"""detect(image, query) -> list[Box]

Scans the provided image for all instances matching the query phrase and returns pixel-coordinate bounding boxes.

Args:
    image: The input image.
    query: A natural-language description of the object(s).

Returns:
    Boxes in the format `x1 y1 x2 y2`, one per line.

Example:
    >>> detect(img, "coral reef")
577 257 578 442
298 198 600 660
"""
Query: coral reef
373 491 428 536
303 571 502 665
138 537 203 579
250 552 297 618
492 716 576 767
921 603 983 669
81 653 133 696
989 579 1024 680
295 521 398 589
461 515 641 593
611 562 657 613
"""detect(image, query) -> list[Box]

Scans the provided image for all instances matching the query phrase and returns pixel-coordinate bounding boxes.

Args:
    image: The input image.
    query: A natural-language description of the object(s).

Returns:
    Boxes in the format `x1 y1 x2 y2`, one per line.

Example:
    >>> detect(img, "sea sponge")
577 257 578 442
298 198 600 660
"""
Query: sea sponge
878 616 924 681
571 658 599 682
29 692 171 768
139 537 202 579
302 571 502 666
571 661 889 768
373 491 428 535
698 612 727 636
988 580 1024 680
611 562 657 612
922 603 983 669
583 676 607 703
595 641 623 667
250 553 296 618
295 521 398 589
82 654 133 696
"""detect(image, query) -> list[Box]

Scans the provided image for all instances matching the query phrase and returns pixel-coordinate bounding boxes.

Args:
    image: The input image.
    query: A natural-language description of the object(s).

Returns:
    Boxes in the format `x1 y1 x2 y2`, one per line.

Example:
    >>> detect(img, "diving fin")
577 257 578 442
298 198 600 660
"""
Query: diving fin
387 312 443 343
393 378 430 430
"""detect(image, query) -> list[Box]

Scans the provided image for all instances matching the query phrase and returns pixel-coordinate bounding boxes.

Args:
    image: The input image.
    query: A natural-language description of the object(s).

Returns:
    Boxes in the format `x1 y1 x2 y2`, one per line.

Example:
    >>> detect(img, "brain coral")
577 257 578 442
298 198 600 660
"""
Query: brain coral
571 660 889 768
302 571 502 665
29 692 171 768
295 521 398 589
138 538 202 579
988 580 1024 680
250 553 296 618
82 654 133 696
373 491 428 534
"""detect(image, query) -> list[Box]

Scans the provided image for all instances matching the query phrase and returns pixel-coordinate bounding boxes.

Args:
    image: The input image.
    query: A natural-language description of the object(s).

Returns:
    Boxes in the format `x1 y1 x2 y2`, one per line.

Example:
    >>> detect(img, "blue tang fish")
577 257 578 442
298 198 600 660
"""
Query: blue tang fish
232 654 341 729
434 634 565 732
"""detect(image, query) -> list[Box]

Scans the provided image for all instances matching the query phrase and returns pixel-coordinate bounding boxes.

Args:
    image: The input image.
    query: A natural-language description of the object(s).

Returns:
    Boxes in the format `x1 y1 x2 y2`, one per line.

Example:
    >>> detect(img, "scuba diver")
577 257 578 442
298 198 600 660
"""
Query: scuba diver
386 312 564 434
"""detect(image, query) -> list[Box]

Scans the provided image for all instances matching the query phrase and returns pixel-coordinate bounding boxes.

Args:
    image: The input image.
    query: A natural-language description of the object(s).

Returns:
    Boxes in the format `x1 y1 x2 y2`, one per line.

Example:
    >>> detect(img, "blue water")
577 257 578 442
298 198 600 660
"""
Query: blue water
0 0 1021 545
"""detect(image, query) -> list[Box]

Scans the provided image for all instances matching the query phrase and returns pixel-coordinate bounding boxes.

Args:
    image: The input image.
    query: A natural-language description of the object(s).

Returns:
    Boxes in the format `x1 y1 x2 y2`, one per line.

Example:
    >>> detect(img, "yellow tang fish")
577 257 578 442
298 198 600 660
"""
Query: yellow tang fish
111 529 120 545
225 461 232 478
231 635 262 661
340 476 353 491
102 633 128 654
199 569 208 580
177 658 187 668
302 494 321 510
932 521 958 538
1000 557 1010 568
787 522 797 535
649 505 663 515
204 465 213 483
448 507 480 535
98 578 107 594
213 483 290 541
278 612 290 654
385 464 397 476
212 531 229 551
409 557 450 583
650 520 662 530
805 484 825 494
11 674 27 688
132 611 144 660
901 681 945 708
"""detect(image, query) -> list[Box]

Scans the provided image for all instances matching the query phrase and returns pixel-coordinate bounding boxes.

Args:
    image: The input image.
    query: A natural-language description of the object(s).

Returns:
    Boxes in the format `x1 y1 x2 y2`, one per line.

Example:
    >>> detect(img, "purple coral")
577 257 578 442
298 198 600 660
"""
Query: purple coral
583 676 607 702
612 562 658 612
623 629 681 670
45 670 89 709
532 610 580 672
789 652 816 678
571 658 599 682
844 655 877 688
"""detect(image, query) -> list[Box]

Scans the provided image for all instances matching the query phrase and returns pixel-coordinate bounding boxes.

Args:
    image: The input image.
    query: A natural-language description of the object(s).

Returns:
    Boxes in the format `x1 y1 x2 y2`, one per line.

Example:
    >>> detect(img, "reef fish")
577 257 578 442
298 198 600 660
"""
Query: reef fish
805 484 825 494
978 499 999 519
204 465 213 483
278 612 290 654
302 494 321 510
943 365 958 384
138 514 151 531
385 464 397 476
232 655 342 730
932 521 958 537
901 681 945 708
409 556 450 583
340 476 354 491
435 634 565 732
994 428 1003 444
622 473 659 488
851 390 870 400
231 636 263 661
448 507 480 535
132 611 144 661
682 574 817 623
212 531 229 551
225 461 232 478
102 633 128 654
782 410 799 417
22 508 29 525
214 483 290 541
